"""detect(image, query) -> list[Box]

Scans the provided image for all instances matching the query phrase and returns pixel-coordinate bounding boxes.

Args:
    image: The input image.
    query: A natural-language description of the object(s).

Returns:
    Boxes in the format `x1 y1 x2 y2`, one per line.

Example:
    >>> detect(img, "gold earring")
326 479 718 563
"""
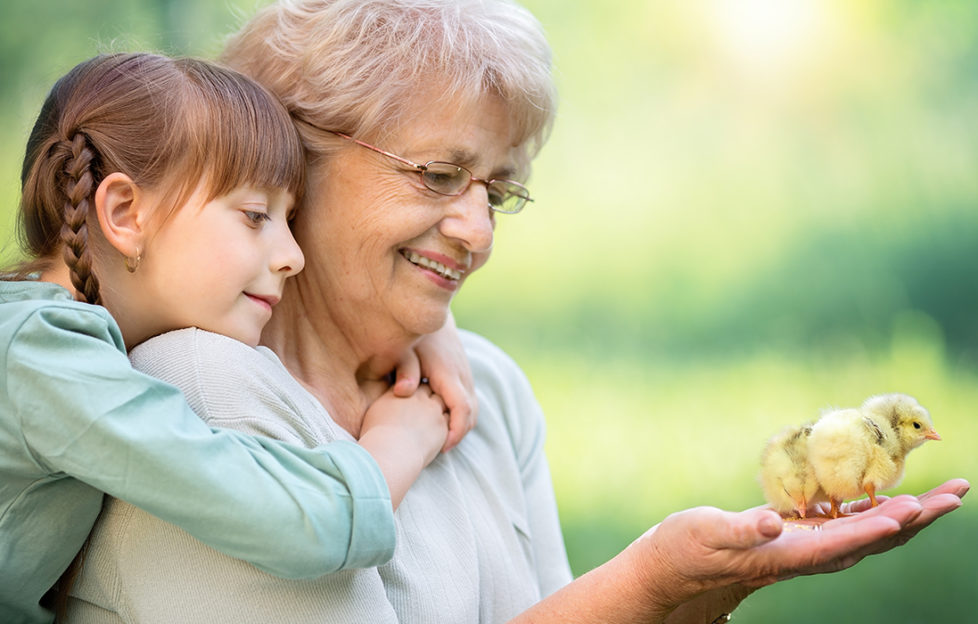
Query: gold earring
125 249 141 273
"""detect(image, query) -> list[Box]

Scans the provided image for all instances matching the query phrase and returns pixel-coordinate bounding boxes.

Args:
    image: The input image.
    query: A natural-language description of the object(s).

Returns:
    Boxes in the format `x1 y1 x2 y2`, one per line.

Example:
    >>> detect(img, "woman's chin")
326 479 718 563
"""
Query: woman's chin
402 308 452 338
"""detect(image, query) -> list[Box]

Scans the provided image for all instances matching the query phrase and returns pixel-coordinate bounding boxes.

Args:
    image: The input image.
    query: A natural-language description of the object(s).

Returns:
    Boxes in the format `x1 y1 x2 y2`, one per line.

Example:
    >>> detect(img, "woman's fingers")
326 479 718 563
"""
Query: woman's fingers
840 480 966 530
633 482 965 607
762 496 926 582
918 478 970 503
693 508 784 551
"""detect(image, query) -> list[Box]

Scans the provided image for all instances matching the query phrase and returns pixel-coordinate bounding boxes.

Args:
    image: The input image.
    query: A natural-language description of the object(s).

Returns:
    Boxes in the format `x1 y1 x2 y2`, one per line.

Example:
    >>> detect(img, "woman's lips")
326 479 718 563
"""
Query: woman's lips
401 249 464 281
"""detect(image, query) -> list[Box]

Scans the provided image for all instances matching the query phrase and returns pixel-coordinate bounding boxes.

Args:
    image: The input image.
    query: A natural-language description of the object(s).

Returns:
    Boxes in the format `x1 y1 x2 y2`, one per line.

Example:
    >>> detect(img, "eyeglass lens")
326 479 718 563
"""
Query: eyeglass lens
421 162 529 214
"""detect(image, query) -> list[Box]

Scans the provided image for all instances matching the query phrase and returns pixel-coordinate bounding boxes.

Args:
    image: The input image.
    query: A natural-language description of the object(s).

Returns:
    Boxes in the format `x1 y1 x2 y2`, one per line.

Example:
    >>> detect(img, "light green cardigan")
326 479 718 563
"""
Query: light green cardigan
0 281 395 624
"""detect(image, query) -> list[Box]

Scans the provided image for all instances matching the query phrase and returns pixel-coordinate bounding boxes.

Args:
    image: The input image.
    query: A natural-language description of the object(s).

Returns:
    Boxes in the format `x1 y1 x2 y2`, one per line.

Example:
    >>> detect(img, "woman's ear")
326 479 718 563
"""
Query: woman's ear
93 172 147 258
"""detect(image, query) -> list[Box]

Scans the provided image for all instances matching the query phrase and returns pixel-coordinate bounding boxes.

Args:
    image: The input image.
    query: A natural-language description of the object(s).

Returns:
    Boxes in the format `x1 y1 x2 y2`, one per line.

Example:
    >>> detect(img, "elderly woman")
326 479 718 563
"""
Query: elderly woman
67 0 967 622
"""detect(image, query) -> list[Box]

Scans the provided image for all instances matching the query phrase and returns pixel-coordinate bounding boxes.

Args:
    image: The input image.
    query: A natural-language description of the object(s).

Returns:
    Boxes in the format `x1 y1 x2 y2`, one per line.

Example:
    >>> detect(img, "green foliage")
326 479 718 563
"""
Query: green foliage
2 0 976 621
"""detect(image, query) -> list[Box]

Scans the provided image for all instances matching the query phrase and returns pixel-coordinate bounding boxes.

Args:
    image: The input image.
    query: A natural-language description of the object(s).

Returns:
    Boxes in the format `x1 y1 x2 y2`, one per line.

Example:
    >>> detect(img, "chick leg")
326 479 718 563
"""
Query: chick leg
865 483 879 508
829 498 842 519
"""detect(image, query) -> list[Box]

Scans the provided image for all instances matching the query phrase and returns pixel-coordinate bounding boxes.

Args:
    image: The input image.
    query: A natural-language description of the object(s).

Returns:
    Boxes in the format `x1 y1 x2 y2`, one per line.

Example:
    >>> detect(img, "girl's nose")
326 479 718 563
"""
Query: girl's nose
272 225 305 277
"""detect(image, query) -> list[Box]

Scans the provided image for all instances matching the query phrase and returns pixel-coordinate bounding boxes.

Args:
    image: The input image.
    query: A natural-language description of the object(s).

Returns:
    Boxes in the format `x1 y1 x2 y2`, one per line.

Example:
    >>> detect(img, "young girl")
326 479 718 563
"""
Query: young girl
1 52 472 624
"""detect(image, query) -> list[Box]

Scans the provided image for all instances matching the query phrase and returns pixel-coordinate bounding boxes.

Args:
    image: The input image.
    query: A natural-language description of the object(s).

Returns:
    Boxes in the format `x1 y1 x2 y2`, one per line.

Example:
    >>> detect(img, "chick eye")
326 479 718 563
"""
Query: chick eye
912 422 921 429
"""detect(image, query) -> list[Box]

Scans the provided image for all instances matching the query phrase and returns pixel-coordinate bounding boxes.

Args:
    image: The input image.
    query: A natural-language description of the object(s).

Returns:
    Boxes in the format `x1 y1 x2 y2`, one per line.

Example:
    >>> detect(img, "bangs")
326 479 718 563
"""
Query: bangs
176 59 305 204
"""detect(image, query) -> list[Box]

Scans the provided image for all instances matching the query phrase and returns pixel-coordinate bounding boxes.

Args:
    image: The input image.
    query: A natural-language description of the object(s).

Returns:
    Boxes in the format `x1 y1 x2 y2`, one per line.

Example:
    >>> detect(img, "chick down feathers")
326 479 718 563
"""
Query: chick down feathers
759 423 826 518
808 393 940 516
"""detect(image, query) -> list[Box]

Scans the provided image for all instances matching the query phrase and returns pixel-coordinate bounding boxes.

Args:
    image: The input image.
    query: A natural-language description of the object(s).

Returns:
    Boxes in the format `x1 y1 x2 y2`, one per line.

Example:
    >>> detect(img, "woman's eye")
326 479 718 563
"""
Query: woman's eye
243 210 271 226
424 172 457 191
487 190 505 206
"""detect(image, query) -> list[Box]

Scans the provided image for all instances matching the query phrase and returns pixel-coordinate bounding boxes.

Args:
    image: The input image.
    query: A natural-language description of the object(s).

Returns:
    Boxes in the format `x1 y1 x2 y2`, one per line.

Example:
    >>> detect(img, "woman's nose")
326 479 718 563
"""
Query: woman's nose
272 225 306 277
439 184 494 253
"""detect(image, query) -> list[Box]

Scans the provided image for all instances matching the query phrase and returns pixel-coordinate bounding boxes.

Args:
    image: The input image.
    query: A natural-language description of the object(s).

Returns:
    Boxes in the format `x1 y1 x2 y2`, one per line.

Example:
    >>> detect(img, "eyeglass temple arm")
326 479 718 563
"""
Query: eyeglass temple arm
327 130 426 171
328 129 532 202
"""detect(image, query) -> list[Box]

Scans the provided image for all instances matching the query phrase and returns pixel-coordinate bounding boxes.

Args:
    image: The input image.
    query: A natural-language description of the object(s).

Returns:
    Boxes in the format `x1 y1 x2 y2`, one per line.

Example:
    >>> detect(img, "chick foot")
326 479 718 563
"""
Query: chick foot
865 483 879 508
826 498 857 519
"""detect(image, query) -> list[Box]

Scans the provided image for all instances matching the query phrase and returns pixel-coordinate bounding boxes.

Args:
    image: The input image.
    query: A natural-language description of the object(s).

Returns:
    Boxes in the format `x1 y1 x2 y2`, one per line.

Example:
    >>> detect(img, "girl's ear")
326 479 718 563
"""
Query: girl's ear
93 172 147 258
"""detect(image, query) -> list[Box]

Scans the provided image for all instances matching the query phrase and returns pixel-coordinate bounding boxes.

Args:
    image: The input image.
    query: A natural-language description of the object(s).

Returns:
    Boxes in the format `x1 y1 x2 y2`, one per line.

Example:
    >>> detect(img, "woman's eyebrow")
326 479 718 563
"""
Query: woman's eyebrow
443 148 517 179
441 147 478 166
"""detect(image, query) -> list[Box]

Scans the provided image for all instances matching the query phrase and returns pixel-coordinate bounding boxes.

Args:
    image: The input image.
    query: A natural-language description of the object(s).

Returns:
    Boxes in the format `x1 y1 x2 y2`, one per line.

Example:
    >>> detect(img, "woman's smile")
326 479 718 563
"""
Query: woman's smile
400 249 465 284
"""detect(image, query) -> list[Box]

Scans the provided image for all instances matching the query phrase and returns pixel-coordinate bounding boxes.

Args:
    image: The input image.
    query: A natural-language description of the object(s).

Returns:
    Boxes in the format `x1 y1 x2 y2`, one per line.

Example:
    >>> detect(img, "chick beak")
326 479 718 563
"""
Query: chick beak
925 429 942 441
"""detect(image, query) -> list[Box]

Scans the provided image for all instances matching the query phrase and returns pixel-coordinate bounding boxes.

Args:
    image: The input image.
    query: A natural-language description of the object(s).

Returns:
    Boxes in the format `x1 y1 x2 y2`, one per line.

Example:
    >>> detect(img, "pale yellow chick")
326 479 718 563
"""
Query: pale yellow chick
759 422 827 518
808 393 941 518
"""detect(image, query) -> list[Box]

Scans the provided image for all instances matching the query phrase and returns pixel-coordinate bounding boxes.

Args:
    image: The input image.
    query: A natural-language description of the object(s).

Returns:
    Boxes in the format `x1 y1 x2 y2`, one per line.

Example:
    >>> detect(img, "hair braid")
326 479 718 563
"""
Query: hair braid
59 133 101 305
7 52 305 298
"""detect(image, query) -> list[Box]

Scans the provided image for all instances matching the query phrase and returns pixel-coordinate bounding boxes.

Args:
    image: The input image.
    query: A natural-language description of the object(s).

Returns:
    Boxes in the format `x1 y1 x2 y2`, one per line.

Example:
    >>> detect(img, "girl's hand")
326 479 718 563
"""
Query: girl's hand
392 312 476 452
359 386 450 510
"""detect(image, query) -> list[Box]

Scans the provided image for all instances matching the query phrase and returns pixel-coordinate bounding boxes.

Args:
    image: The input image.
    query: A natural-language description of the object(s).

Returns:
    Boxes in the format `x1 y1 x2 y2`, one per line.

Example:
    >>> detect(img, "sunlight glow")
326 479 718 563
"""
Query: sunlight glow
708 0 830 79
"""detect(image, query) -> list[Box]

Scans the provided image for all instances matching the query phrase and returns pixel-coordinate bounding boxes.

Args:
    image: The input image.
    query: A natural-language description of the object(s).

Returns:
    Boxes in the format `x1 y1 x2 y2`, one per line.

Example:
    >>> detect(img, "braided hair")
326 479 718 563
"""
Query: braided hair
57 133 101 304
9 52 305 304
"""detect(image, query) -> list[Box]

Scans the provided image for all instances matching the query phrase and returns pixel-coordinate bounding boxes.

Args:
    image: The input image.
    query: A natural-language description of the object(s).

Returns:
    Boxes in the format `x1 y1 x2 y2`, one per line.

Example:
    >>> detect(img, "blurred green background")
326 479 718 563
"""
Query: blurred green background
2 0 976 620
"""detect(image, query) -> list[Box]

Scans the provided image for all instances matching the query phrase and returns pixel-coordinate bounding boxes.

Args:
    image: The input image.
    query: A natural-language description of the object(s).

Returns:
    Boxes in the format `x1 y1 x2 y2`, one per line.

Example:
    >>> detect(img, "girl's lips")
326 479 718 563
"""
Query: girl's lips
246 293 279 310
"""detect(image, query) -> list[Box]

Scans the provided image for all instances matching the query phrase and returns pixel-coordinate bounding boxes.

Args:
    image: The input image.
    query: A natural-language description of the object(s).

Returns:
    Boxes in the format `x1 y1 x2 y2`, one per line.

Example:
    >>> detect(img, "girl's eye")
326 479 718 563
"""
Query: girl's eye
243 210 271 227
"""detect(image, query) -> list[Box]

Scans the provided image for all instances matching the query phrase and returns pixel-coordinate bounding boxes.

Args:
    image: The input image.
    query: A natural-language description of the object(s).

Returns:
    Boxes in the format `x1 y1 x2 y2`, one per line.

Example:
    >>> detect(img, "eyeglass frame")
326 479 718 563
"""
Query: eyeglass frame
301 122 533 214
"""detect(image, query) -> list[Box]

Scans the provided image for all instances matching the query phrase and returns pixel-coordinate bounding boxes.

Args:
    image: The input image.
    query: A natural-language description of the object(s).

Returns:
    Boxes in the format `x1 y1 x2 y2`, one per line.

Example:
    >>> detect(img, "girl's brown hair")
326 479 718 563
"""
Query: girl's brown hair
9 52 305 304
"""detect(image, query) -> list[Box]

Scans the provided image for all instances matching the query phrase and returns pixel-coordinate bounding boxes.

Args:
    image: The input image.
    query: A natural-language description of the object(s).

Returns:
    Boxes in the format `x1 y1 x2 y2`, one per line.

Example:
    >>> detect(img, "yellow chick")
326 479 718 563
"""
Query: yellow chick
808 393 941 518
759 422 827 518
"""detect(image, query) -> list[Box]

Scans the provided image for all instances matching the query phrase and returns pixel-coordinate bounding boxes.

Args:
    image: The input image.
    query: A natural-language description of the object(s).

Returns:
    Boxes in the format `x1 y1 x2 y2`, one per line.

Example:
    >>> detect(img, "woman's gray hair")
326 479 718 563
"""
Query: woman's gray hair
221 0 557 176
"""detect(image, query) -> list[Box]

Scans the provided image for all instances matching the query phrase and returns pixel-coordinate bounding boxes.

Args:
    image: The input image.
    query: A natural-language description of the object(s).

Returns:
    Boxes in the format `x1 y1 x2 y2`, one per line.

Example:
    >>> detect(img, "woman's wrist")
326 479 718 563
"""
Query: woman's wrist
662 585 753 624
509 540 677 623
620 534 685 620
624 516 757 623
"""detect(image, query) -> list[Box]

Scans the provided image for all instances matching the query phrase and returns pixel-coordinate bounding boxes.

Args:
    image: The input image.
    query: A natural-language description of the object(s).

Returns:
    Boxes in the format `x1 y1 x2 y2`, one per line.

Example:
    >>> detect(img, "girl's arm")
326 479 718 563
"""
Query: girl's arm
8 305 394 579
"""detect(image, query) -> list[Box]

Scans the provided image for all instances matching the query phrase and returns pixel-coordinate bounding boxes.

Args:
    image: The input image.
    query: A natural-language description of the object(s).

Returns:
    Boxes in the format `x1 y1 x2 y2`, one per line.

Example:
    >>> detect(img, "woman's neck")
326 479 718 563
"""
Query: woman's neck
261 281 419 438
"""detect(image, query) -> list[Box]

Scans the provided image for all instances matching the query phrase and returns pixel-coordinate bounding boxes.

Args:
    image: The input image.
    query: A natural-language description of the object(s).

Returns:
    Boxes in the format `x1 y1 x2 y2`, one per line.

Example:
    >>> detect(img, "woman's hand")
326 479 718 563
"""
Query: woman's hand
639 479 968 621
514 479 967 623
392 312 477 451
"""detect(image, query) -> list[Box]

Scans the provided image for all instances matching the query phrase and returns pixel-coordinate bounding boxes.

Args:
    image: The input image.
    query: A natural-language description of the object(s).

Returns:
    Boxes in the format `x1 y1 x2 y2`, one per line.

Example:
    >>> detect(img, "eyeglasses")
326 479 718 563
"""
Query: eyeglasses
326 130 533 215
